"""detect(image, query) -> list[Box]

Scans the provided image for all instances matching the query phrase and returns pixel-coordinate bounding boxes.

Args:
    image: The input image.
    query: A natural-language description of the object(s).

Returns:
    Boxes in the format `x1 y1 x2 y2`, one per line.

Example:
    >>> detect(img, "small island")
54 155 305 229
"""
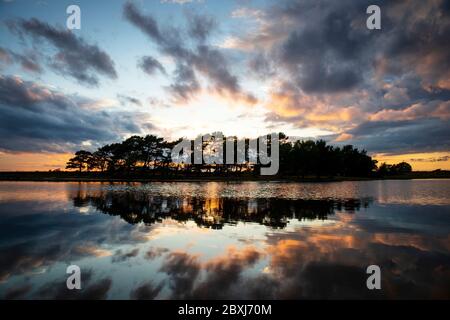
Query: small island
1 133 448 182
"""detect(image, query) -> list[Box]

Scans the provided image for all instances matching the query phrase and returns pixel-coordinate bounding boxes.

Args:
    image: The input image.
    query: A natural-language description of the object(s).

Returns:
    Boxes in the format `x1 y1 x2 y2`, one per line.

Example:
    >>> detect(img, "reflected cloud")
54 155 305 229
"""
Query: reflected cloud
130 281 163 300
72 245 113 258
36 273 112 300
111 248 140 263
0 181 449 299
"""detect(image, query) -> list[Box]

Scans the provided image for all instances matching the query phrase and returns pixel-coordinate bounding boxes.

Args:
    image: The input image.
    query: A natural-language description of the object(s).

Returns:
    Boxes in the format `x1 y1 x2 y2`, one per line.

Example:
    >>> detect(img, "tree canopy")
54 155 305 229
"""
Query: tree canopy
65 133 411 178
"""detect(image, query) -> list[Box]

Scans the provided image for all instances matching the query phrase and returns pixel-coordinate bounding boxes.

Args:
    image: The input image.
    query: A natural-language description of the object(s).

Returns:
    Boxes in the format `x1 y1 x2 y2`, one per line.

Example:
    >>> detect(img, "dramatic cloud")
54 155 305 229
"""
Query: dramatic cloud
8 18 117 86
124 2 257 105
231 0 450 154
345 118 450 153
0 75 149 153
1 0 449 161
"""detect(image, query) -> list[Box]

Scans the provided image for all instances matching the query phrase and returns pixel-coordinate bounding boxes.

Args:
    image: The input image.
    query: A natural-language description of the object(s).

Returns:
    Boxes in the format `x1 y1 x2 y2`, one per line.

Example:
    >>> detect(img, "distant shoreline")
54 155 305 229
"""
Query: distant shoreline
0 171 449 183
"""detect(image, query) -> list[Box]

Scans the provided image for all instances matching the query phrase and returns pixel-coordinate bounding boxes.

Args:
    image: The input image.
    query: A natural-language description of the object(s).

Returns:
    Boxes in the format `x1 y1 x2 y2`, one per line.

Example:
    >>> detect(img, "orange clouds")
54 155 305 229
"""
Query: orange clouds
264 82 366 132
72 245 113 258
204 245 263 270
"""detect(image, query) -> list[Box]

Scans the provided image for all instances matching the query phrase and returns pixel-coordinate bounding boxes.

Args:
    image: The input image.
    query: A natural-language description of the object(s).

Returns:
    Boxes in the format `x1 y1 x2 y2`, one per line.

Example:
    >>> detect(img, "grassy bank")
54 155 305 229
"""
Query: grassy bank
0 171 449 182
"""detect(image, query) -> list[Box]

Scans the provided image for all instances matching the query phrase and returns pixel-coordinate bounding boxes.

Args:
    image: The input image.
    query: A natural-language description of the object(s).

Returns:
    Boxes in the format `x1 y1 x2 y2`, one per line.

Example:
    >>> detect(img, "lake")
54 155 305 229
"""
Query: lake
0 180 449 299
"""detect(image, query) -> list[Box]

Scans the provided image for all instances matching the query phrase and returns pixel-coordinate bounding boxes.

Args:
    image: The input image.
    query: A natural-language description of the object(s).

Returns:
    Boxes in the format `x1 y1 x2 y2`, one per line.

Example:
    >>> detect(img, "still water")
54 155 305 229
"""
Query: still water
0 180 449 299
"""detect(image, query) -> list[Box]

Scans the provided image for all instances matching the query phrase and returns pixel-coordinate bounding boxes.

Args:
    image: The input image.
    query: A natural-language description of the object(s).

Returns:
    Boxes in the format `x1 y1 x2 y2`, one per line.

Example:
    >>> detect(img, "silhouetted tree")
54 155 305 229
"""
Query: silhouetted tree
392 161 412 174
65 133 380 178
66 150 92 172
377 161 412 176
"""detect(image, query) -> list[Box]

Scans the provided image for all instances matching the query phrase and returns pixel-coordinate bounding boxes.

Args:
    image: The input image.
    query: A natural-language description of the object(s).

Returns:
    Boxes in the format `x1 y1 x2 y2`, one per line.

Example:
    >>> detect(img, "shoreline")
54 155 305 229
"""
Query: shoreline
0 171 449 183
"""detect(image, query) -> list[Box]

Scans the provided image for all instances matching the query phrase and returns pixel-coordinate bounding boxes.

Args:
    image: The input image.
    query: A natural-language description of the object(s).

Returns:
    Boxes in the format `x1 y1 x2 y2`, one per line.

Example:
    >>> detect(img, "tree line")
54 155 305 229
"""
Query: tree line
65 133 412 177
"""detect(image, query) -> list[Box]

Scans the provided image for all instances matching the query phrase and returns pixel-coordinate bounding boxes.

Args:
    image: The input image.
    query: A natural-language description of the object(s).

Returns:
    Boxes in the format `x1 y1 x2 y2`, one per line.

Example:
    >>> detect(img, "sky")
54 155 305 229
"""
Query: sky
0 0 449 171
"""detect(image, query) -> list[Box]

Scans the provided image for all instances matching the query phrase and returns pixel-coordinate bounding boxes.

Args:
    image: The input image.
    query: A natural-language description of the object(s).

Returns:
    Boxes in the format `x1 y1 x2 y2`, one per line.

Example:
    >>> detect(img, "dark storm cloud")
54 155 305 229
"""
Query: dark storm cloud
137 55 167 76
124 2 257 104
0 75 145 153
8 18 117 86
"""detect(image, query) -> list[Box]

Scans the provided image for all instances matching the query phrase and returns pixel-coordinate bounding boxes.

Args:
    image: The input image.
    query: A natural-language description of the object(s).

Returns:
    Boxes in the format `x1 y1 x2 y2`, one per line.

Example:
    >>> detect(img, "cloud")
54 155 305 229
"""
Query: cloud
186 12 216 42
157 245 263 299
248 52 275 79
145 247 169 259
0 75 149 153
37 275 112 299
190 246 262 299
0 47 43 74
409 155 450 162
161 0 200 4
0 243 62 283
130 281 163 299
124 2 257 105
123 2 165 45
159 251 201 299
3 284 33 299
226 0 450 154
111 248 140 263
137 56 167 76
72 245 112 257
167 63 200 102
369 100 450 122
344 118 450 154
8 18 117 86
117 94 143 107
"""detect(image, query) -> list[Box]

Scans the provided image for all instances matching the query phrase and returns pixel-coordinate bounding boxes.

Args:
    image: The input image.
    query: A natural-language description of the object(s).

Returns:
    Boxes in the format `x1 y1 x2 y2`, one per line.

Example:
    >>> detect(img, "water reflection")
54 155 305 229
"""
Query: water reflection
0 181 449 299
72 190 371 228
